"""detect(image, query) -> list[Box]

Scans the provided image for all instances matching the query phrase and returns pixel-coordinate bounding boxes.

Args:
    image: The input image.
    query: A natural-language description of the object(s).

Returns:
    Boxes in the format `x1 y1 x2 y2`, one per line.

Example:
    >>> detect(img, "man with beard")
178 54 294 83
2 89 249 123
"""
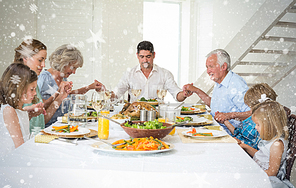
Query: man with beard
113 41 189 102
183 49 251 134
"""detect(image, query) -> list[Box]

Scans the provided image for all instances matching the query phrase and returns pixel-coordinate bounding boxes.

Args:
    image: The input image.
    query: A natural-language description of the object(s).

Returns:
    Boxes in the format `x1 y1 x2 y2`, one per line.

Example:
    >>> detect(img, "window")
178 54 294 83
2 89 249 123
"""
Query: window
143 1 180 102
143 1 180 80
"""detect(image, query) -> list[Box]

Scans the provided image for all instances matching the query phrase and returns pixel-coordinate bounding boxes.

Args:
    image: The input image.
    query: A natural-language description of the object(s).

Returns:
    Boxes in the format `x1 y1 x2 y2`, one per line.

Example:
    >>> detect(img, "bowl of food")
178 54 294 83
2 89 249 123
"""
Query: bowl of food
110 114 130 131
120 120 174 139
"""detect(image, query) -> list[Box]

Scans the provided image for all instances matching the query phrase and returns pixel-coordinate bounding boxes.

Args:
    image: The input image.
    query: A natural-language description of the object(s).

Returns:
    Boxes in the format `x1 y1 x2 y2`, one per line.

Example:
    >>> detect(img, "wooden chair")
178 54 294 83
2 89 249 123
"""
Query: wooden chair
286 114 296 180
284 106 291 117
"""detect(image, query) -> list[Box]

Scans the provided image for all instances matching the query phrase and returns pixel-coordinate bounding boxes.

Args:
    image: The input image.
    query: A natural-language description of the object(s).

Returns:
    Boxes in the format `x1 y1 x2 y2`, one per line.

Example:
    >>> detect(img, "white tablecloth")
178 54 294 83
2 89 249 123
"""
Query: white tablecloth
0 109 272 188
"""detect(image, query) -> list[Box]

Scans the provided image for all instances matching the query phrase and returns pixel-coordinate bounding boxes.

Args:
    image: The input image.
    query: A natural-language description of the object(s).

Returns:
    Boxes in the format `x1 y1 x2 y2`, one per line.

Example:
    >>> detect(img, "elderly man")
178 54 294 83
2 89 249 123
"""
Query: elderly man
183 49 251 134
114 41 188 102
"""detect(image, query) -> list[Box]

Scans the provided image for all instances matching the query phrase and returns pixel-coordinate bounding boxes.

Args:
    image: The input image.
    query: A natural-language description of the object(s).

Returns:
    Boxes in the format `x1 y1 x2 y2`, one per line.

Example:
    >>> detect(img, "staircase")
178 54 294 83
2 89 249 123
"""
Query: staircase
194 0 296 100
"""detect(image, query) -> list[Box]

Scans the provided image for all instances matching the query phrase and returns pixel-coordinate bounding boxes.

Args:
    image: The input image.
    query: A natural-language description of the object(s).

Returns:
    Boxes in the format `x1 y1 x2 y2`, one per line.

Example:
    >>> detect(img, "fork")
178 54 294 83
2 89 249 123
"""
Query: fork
57 137 78 145
83 136 126 147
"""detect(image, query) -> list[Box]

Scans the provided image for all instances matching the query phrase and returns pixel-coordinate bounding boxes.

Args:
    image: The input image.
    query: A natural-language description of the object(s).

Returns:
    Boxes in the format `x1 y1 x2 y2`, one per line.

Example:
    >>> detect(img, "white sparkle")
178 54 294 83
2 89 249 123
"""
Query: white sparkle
138 23 143 34
10 75 21 84
79 161 87 168
191 172 211 187
29 3 38 13
86 29 106 49
19 24 25 31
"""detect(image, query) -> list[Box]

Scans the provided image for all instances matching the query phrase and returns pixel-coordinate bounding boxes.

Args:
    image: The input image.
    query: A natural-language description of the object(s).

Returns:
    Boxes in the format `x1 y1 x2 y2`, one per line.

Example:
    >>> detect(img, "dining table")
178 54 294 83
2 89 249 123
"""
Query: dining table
0 103 272 188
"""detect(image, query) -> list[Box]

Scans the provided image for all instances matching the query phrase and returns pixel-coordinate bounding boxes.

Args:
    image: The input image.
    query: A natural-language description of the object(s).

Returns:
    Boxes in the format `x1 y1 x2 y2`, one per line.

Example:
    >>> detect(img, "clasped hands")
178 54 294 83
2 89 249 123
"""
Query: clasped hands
214 111 233 123
182 83 194 97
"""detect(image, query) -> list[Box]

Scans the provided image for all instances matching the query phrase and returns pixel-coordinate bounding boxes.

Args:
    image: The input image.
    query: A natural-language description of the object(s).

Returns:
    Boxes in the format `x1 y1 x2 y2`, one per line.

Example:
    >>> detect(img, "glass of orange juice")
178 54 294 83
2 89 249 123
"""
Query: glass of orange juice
165 110 176 135
98 110 110 139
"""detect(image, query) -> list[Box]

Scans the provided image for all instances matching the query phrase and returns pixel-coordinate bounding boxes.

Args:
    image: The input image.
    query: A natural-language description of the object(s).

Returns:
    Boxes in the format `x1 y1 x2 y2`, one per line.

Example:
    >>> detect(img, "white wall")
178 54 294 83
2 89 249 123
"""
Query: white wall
0 0 36 71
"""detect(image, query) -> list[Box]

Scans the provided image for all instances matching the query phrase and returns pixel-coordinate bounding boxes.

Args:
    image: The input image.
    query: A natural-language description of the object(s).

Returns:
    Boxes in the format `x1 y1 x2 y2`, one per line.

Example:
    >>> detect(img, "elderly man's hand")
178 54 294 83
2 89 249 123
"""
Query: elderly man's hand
182 83 195 97
214 111 233 123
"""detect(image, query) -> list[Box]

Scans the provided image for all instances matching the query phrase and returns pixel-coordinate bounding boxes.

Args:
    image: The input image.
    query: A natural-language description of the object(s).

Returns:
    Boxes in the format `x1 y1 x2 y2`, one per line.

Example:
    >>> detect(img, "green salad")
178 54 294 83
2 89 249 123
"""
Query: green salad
124 119 167 129
139 97 157 102
176 116 193 122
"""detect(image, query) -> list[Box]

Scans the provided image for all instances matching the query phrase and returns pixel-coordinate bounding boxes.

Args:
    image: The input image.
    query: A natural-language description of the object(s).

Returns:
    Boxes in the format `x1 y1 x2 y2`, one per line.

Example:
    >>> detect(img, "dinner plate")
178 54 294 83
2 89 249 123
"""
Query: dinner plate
91 141 174 154
42 125 91 138
182 129 228 139
181 107 207 115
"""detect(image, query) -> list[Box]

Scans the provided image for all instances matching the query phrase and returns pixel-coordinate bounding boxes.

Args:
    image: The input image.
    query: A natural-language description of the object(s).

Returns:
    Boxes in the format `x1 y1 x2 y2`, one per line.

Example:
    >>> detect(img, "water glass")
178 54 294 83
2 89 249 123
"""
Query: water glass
158 104 168 118
165 110 176 124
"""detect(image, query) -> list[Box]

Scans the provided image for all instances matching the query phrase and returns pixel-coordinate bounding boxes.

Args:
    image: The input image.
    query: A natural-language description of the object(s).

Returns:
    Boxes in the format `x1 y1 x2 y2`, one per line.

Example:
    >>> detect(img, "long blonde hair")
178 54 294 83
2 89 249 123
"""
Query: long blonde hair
0 63 38 109
252 100 288 140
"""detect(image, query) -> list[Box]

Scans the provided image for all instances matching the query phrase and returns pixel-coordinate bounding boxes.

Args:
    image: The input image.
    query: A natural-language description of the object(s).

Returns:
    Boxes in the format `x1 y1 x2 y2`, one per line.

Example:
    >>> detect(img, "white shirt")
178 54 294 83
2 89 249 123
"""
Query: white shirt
114 64 182 102
0 104 30 157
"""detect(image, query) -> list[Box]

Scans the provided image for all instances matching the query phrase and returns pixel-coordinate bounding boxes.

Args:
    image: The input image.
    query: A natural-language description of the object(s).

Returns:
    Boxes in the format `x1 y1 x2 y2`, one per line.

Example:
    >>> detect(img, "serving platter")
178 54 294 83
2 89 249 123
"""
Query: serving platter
145 101 158 106
91 141 174 154
182 129 228 139
41 125 91 138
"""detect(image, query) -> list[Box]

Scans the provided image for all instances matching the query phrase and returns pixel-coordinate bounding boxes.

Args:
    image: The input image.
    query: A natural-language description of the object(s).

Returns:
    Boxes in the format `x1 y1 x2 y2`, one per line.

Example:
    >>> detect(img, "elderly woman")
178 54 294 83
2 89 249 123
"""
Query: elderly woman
38 44 104 127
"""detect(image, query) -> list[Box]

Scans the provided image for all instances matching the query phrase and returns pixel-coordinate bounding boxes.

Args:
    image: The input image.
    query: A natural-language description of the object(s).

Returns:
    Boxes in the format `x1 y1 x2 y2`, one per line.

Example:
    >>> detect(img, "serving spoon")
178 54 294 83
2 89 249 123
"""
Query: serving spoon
174 102 185 109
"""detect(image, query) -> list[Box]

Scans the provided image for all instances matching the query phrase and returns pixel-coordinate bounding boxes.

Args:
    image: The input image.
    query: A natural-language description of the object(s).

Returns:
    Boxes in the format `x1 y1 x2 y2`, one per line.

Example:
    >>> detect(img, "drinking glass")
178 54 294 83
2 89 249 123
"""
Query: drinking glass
91 91 105 114
156 85 167 104
131 83 142 102
165 110 176 135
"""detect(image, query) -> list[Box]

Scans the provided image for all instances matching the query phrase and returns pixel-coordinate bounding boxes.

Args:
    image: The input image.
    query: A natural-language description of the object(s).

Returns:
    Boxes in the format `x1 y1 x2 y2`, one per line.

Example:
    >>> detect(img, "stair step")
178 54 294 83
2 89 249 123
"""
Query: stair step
238 61 288 66
261 36 296 42
275 21 296 28
287 6 296 13
237 73 276 77
249 49 296 55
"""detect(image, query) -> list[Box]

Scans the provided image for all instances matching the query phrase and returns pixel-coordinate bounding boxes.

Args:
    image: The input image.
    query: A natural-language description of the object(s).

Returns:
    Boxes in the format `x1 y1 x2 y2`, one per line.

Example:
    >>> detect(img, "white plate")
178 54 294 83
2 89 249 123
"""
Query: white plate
182 129 228 139
43 125 90 136
91 141 174 154
180 107 207 115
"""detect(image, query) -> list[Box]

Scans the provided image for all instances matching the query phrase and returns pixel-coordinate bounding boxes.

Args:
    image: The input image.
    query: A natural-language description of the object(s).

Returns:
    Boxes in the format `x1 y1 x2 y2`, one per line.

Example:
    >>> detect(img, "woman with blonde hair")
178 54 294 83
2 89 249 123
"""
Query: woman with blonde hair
14 38 72 134
38 44 104 126
0 63 37 155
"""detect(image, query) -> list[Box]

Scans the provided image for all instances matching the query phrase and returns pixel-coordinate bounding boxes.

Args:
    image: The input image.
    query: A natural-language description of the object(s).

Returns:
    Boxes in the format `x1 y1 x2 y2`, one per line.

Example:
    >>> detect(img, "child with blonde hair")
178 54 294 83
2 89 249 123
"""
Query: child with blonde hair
244 100 293 187
217 83 277 150
0 63 38 156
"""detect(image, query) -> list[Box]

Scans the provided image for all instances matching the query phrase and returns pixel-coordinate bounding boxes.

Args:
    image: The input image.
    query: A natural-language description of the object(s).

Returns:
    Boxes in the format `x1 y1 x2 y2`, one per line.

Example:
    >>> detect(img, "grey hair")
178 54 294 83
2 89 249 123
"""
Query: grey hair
206 49 231 70
49 44 83 72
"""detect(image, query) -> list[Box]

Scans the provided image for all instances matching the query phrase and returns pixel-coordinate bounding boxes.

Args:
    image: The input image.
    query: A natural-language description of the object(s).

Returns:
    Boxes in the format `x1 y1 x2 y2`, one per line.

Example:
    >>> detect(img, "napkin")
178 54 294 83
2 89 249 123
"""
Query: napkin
203 126 222 130
35 134 58 144
177 128 237 143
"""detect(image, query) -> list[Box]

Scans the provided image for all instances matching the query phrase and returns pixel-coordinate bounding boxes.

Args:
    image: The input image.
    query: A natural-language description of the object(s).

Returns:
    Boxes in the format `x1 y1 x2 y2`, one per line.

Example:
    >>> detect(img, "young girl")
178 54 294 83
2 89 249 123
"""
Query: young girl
0 63 38 156
243 100 293 187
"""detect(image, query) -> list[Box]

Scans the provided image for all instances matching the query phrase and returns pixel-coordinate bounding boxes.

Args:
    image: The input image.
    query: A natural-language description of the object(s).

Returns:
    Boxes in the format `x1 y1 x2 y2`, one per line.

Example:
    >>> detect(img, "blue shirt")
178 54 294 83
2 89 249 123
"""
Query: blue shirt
233 116 261 150
37 70 69 127
210 70 250 134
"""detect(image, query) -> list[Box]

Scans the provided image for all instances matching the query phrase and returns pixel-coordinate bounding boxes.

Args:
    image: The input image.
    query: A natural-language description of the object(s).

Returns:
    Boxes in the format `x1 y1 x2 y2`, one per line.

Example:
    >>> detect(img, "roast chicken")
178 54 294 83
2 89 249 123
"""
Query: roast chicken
119 102 158 118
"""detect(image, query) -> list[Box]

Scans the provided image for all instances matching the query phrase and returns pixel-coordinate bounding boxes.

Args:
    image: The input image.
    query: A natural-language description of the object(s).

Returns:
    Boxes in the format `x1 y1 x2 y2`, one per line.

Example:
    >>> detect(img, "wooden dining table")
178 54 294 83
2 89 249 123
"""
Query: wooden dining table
0 104 272 188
